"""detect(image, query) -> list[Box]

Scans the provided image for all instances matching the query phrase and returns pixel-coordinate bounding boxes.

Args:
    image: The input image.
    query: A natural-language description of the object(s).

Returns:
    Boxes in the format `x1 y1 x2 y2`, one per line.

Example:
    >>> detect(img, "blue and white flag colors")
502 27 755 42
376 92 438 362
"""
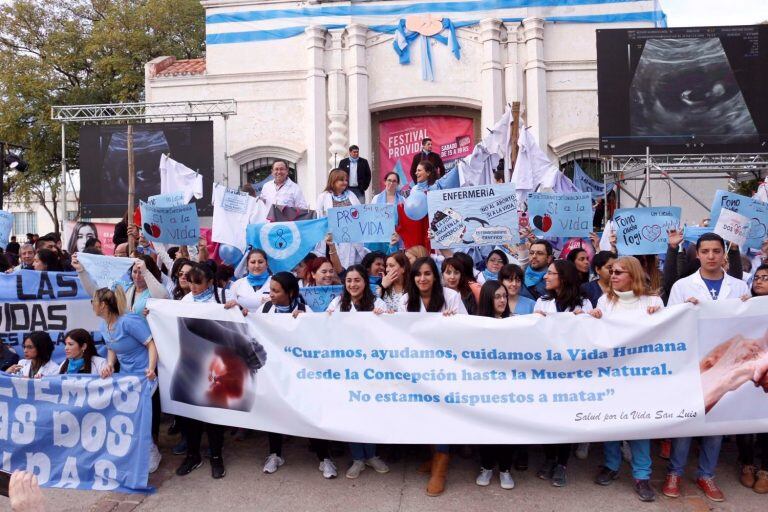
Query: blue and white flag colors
0 373 155 492
77 252 135 290
246 218 328 273
139 200 200 246
0 209 12 249
526 192 592 239
614 207 681 256
710 190 768 252
572 162 613 199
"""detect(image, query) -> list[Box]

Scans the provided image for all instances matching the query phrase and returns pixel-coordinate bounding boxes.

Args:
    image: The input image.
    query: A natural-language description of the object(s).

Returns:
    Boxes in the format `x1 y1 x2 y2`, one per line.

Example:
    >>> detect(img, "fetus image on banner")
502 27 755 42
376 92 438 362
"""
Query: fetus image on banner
171 317 266 411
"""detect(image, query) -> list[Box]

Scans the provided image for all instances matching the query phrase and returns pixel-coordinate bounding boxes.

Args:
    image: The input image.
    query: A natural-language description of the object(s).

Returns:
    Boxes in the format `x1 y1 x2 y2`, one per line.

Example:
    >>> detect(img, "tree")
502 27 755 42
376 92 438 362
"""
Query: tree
0 0 205 231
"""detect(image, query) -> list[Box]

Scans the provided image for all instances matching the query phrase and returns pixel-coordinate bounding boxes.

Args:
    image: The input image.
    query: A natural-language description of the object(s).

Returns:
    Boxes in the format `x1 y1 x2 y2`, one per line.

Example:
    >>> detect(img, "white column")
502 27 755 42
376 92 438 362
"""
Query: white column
327 29 348 169
503 21 524 104
346 24 372 193
479 18 504 130
305 25 328 204
522 17 548 148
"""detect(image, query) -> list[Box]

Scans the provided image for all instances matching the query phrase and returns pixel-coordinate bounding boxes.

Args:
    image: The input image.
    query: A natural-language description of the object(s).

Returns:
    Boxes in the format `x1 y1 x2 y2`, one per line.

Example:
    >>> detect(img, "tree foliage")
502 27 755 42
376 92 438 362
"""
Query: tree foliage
0 0 205 230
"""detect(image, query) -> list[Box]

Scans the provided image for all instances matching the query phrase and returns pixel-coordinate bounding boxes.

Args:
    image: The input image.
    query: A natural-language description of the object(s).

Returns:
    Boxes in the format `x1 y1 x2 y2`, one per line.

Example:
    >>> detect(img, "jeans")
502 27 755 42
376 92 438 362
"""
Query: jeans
350 443 377 461
668 436 722 479
604 440 651 480
435 444 450 454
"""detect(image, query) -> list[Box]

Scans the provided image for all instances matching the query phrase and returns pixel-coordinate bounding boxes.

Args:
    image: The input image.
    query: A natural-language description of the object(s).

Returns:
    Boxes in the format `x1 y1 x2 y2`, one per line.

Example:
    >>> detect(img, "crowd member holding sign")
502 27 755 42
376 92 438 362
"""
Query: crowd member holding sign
6 332 58 378
473 280 516 491
58 329 107 375
520 240 553 301
91 287 162 473
588 256 662 502
305 256 339 286
230 249 272 309
380 252 410 312
315 169 368 268
663 233 750 502
260 160 308 210
372 172 405 208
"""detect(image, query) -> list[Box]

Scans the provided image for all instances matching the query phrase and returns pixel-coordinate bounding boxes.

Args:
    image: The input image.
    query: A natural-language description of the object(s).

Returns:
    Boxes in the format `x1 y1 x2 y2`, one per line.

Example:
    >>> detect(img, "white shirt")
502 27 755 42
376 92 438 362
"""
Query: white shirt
348 159 359 187
13 359 61 378
326 296 387 312
58 356 108 375
314 190 368 268
160 154 203 204
596 292 664 316
212 183 268 250
399 287 468 314
315 189 361 218
230 276 272 310
260 178 308 210
534 297 593 314
668 269 749 306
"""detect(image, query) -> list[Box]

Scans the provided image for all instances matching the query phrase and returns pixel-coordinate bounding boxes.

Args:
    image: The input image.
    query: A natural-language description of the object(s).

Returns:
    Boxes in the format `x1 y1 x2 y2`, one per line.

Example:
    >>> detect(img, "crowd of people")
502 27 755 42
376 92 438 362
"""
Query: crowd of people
2 156 768 504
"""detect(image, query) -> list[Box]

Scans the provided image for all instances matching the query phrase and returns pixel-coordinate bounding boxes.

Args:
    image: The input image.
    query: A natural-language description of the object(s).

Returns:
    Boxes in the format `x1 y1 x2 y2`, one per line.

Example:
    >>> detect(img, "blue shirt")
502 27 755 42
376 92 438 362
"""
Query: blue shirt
702 277 724 300
513 296 536 315
99 313 152 374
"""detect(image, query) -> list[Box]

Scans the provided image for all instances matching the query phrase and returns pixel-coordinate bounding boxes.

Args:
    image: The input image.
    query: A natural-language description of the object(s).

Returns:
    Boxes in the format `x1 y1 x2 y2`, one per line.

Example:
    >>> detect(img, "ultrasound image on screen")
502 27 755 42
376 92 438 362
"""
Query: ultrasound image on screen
597 26 768 155
79 122 214 217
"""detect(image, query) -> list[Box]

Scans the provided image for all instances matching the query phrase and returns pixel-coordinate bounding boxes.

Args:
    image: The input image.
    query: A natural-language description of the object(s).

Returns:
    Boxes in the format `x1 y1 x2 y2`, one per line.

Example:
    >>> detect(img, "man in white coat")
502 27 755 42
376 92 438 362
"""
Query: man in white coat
663 232 749 503
259 160 308 211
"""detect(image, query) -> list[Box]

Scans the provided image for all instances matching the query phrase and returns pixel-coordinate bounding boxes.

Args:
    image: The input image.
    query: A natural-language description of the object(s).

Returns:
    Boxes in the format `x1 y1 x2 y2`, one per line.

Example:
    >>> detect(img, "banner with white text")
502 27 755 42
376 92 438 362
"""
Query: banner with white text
146 298 768 444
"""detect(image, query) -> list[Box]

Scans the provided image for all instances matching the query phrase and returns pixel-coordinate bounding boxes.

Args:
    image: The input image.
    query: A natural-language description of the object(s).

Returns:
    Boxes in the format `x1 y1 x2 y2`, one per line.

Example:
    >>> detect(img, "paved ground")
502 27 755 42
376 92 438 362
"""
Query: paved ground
5 426 767 512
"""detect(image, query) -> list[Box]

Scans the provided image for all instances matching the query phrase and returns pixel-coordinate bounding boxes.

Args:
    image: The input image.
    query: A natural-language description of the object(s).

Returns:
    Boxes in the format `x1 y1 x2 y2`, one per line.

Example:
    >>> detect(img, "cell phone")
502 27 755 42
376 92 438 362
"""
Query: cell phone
0 469 10 497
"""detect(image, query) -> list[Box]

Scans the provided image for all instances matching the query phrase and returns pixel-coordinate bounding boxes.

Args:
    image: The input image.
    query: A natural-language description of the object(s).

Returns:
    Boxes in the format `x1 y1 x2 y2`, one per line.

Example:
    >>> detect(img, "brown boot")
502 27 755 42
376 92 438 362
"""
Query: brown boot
740 465 756 488
417 457 433 474
754 470 768 494
426 452 450 497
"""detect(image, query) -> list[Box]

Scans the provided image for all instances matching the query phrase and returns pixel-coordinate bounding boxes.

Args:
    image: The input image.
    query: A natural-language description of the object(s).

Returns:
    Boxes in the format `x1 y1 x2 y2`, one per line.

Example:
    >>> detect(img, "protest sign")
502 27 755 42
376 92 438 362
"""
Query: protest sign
572 162 613 199
526 192 592 239
212 183 267 251
0 271 102 361
613 207 681 256
0 373 155 492
147 297 768 443
427 184 519 249
299 285 343 312
139 201 199 246
0 209 12 249
714 208 750 249
710 190 768 251
328 204 396 244
683 225 711 244
77 252 135 290
148 191 185 207
246 218 328 273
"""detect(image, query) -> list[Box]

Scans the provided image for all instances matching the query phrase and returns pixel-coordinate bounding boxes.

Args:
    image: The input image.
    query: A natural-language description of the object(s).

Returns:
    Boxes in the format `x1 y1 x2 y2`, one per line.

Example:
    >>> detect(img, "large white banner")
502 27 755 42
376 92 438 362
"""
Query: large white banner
146 298 768 444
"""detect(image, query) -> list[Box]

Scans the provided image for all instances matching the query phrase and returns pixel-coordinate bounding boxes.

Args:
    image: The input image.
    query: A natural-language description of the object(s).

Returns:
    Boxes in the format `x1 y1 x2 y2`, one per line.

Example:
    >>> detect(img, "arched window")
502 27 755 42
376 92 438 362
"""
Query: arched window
558 149 602 183
240 157 298 190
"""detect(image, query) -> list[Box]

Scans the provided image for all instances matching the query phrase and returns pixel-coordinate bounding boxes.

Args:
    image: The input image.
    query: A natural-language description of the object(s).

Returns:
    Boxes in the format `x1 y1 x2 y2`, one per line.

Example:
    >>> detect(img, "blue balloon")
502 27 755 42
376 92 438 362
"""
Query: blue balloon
219 244 243 266
404 190 428 220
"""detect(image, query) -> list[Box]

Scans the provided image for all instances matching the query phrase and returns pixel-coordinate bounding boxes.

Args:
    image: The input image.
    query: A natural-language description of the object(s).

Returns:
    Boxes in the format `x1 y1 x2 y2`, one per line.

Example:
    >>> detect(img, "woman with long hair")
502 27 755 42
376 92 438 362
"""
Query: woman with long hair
169 257 193 299
398 161 459 249
315 169 367 268
230 249 272 309
6 332 59 378
380 252 410 312
566 247 591 285
58 329 106 375
67 221 98 254
441 257 478 314
33 249 62 272
588 256 662 502
305 256 339 287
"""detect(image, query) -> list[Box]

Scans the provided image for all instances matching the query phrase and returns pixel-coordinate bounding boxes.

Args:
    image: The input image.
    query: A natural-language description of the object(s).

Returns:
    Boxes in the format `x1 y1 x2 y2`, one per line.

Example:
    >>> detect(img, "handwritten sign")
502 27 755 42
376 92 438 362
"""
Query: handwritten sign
710 190 768 251
221 188 250 214
148 191 185 207
77 252 136 290
427 184 519 249
139 201 200 246
613 207 681 255
714 208 750 249
526 192 592 239
300 285 343 312
327 204 396 244
0 210 12 250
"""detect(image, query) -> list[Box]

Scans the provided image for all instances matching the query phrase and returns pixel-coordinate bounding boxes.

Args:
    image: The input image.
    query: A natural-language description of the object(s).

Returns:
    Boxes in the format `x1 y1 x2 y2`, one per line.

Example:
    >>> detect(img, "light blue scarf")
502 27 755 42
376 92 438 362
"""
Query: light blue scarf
246 271 269 288
524 266 547 288
192 286 215 303
66 357 86 374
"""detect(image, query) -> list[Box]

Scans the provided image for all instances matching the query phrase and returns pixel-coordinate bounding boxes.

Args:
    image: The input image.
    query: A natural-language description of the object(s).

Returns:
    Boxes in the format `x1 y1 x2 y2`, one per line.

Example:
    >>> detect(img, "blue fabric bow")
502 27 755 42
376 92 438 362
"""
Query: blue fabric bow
393 18 461 81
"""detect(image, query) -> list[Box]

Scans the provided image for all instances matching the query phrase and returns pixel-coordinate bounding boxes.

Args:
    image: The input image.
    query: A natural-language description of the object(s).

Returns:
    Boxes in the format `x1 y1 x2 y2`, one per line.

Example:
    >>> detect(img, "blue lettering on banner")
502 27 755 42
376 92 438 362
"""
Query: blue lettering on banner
613 207 681 256
328 204 395 244
0 373 155 492
139 201 200 246
710 190 768 251
526 192 592 239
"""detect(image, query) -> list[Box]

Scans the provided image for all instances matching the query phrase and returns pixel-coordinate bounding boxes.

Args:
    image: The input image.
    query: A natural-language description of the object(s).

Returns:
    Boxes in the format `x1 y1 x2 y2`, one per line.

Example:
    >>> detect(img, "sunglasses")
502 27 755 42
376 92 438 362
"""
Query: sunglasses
610 269 627 276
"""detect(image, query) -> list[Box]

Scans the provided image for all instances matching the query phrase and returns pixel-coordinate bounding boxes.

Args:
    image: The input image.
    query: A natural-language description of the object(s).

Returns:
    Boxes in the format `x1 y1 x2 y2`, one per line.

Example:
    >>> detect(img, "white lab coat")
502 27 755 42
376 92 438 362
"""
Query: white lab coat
400 287 468 314
667 269 749 306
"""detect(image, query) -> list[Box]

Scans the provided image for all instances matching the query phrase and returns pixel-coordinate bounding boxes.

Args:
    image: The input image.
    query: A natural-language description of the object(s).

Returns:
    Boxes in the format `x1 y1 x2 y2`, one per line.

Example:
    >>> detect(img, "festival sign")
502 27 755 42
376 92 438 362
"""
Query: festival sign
710 190 768 251
427 184 519 249
526 192 592 239
0 373 155 492
0 210 12 249
147 297 768 443
378 115 474 188
613 207 682 256
714 208 751 249
139 200 200 246
328 204 396 244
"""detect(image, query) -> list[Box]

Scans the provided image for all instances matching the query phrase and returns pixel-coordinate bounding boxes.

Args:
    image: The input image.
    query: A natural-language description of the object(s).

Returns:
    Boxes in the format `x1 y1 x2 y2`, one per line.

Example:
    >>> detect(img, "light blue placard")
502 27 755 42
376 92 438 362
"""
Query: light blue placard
77 252 136 290
328 204 395 244
526 192 592 239
246 218 329 273
1 373 154 492
710 190 768 251
427 183 519 249
683 226 711 244
139 201 200 246
300 285 343 311
0 210 12 249
148 191 185 207
613 207 681 256
572 162 613 199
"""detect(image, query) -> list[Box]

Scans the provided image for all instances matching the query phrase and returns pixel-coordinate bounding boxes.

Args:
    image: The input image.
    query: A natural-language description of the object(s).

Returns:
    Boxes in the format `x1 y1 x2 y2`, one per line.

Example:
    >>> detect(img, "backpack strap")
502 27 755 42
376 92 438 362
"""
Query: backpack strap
262 301 273 313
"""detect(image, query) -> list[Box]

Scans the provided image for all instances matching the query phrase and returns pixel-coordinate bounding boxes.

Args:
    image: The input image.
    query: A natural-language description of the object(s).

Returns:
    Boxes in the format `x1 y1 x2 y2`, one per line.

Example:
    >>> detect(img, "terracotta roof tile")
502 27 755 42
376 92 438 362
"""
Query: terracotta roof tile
156 58 206 77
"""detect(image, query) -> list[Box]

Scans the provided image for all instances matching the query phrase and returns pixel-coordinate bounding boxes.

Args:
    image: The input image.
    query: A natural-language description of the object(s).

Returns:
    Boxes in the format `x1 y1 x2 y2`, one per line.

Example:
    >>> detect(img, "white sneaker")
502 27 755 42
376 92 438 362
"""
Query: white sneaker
365 456 390 474
346 460 366 479
319 458 337 479
575 443 590 460
499 470 515 490
620 441 633 462
263 453 284 474
476 468 493 486
148 442 162 473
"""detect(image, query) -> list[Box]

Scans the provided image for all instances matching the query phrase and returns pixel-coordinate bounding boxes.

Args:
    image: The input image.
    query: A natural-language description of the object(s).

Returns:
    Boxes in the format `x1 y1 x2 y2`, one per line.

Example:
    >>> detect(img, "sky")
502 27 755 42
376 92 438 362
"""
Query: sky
660 0 768 27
